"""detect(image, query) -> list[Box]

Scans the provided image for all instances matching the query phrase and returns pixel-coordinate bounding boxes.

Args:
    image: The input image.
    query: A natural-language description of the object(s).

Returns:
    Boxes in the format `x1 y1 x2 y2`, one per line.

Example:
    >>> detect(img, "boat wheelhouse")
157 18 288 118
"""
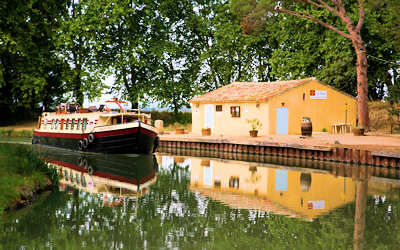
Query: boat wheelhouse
33 99 159 154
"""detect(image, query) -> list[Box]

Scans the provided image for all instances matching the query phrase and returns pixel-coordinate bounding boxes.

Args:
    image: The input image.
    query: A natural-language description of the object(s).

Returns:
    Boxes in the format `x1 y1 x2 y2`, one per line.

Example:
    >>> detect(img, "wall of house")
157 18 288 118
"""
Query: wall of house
266 168 356 220
189 158 268 195
189 157 356 220
268 80 357 134
191 102 270 136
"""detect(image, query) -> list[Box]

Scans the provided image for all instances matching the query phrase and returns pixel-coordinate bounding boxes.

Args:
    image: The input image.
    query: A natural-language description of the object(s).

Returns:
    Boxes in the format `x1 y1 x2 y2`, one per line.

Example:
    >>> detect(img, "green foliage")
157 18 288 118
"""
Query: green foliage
150 111 191 126
231 0 400 102
385 83 400 133
0 0 70 123
0 129 32 138
1 0 399 123
0 144 59 214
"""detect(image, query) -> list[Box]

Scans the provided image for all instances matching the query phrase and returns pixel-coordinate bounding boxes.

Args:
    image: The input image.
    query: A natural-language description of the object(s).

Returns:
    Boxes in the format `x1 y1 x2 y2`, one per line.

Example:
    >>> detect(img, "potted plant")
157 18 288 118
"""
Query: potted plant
246 118 262 137
201 128 211 136
353 126 365 136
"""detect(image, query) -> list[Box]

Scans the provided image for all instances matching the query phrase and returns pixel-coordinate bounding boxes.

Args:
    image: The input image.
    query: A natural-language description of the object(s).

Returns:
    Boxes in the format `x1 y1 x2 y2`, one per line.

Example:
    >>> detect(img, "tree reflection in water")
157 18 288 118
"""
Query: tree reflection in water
1 153 400 249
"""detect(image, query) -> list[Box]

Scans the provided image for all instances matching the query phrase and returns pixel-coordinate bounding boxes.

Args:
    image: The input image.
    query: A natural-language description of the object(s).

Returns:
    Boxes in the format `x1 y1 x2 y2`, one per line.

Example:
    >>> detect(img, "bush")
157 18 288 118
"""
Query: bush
149 111 191 126
0 129 33 137
0 129 14 137
0 144 59 214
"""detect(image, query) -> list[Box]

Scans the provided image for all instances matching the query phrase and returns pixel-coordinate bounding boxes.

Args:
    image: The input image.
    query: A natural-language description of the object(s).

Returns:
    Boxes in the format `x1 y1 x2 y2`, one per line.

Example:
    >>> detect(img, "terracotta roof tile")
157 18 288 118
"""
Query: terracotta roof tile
190 78 314 103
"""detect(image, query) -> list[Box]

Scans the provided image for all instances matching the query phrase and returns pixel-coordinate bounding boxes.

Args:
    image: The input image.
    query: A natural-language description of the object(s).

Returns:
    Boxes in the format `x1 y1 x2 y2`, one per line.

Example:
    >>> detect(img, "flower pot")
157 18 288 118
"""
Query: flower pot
175 128 185 134
201 128 211 136
353 127 365 136
249 130 258 137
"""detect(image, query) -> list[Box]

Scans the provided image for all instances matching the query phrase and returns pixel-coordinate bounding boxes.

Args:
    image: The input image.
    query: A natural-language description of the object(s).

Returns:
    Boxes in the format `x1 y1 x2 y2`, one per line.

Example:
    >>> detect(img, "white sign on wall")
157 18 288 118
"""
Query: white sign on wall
310 90 327 99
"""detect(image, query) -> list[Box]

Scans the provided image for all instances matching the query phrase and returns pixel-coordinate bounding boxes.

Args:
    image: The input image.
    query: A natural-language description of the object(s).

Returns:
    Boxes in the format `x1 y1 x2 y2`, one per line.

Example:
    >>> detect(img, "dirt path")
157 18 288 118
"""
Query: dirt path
161 132 400 153
0 121 36 131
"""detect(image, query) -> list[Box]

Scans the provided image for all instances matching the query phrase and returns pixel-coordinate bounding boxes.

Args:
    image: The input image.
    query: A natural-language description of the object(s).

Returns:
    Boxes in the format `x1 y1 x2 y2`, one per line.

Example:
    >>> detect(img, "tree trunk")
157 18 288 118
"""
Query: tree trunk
73 70 84 106
352 39 369 129
353 180 368 250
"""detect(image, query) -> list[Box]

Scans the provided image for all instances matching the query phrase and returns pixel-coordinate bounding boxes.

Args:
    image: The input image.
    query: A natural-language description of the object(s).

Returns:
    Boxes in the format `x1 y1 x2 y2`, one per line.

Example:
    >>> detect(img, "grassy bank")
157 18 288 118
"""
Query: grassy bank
0 129 33 138
0 144 58 215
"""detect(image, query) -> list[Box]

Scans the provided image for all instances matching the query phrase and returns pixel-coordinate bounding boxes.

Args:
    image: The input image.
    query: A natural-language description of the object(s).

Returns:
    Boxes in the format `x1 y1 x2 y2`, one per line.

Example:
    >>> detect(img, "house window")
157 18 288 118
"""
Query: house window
230 106 240 117
215 105 222 112
229 177 240 189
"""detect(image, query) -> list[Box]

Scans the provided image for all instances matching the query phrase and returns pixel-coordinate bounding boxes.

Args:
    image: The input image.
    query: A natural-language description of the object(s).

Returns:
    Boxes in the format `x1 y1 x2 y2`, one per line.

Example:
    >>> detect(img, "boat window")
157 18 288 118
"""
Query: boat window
77 118 81 130
81 175 86 187
60 119 64 130
55 119 59 129
64 170 68 181
51 119 54 129
82 118 87 130
76 173 80 185
70 171 74 183
66 119 69 129
71 119 75 130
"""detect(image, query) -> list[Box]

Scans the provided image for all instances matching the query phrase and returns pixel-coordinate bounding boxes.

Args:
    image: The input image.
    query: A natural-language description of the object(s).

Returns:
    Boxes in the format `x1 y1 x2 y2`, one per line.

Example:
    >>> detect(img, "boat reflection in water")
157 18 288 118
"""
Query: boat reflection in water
36 146 158 206
172 156 358 221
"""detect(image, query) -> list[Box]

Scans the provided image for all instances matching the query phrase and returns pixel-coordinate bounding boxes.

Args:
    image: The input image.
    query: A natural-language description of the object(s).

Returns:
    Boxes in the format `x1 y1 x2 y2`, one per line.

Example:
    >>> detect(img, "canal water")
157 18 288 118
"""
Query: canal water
1 144 400 249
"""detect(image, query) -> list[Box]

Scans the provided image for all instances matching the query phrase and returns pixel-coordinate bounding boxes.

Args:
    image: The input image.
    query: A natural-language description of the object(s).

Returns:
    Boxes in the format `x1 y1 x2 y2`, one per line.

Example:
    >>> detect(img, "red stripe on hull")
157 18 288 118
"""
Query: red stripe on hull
95 127 138 138
43 158 88 173
34 126 157 139
44 158 156 185
34 131 85 139
140 127 158 138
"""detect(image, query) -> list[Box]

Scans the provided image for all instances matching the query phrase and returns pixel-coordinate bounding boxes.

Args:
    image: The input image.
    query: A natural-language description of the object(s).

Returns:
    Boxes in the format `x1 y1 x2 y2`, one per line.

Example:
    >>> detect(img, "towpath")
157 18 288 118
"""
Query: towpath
160 132 400 153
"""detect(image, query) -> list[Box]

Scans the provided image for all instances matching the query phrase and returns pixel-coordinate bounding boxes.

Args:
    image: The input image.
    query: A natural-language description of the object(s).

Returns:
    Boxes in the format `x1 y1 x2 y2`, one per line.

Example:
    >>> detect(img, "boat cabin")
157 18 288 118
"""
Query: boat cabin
38 103 152 134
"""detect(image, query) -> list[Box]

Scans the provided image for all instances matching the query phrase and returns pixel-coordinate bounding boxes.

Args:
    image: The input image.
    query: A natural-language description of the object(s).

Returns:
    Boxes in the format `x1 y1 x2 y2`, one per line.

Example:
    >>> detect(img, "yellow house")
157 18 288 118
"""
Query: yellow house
190 78 357 135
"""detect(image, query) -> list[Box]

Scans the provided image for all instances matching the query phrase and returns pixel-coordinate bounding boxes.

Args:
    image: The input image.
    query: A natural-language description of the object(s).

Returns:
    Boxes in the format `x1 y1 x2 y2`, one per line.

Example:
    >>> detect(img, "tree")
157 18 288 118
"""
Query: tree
232 0 370 129
56 0 105 106
197 1 276 91
0 0 68 122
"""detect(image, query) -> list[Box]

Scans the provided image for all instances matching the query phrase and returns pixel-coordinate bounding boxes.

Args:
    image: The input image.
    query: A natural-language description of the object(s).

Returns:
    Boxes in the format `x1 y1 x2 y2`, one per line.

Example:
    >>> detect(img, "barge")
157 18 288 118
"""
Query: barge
32 99 159 154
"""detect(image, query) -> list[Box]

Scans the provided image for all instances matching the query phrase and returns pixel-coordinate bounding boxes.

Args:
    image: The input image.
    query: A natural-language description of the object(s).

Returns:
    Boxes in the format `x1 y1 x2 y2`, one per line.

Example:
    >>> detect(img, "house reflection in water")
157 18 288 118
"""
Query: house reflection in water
186 157 356 220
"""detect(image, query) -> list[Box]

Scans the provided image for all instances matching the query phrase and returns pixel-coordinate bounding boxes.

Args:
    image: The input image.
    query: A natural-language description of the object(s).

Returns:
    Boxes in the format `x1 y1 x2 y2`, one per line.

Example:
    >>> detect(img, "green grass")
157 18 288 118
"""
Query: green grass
150 111 191 126
0 129 33 138
0 144 58 215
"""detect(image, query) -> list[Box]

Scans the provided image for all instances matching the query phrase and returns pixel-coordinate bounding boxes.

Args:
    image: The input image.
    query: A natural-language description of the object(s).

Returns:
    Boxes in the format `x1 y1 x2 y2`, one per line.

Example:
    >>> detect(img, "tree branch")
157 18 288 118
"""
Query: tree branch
305 0 340 16
277 8 351 39
356 0 365 32
333 0 356 30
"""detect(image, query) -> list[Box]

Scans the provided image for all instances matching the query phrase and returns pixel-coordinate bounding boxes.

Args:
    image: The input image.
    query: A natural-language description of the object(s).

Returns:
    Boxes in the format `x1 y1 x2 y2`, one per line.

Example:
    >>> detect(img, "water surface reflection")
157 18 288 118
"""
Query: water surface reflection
42 149 157 201
186 156 356 221
0 147 400 249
